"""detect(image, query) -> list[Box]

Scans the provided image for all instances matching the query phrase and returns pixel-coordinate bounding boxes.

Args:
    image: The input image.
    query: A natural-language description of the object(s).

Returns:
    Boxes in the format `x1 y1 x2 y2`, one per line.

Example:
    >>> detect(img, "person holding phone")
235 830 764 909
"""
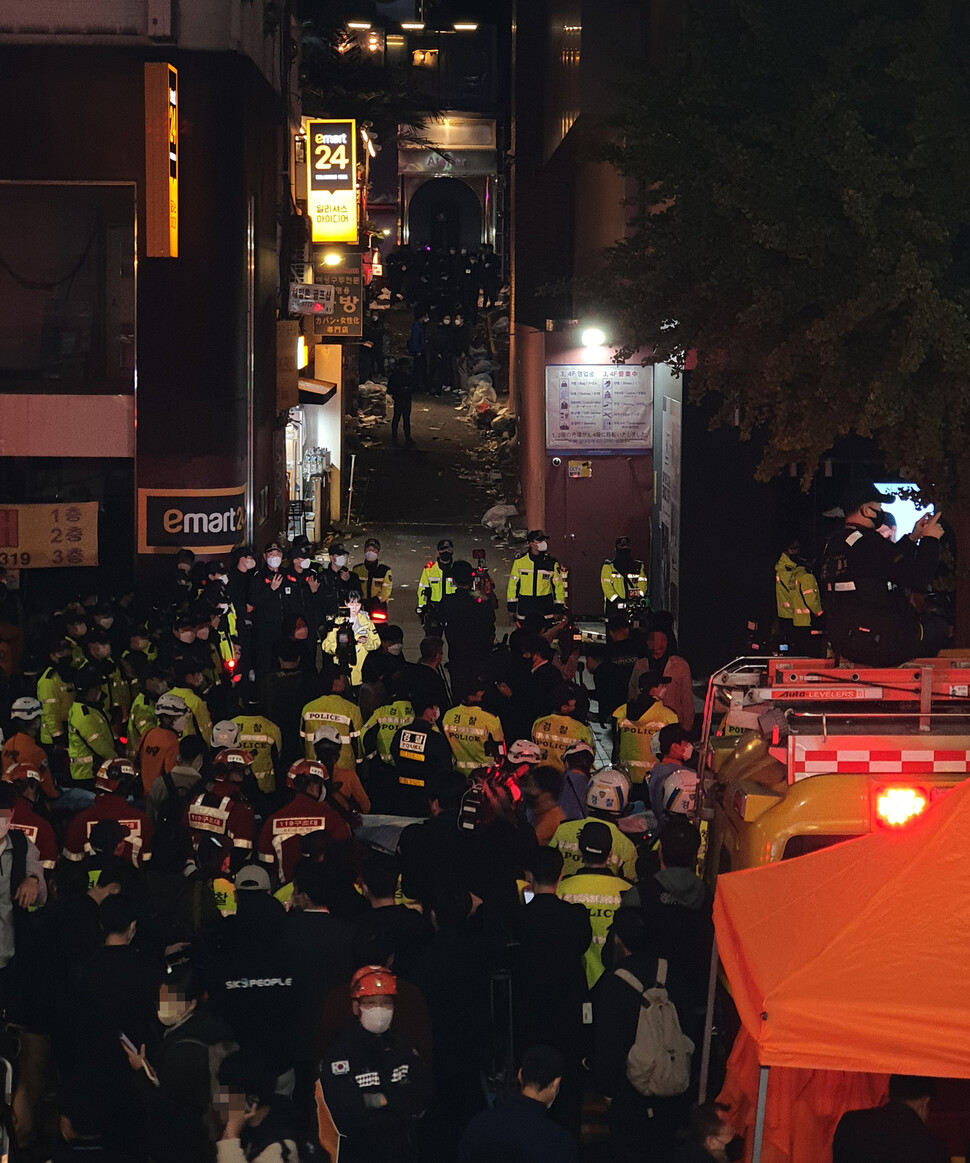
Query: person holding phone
821 482 948 665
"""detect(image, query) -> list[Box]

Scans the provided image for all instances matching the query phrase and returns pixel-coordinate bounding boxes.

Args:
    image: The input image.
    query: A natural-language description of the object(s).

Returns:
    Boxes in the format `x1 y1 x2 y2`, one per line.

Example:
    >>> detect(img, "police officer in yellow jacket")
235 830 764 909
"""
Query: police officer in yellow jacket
67 666 118 784
37 639 75 747
775 541 823 654
507 530 566 621
417 538 457 622
353 537 393 603
600 537 649 612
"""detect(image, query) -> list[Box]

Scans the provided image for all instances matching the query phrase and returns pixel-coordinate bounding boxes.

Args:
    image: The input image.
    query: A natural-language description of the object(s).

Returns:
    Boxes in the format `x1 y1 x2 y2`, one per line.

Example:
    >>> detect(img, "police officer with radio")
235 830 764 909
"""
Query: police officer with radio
507 531 566 622
417 539 458 628
821 483 947 665
600 537 649 615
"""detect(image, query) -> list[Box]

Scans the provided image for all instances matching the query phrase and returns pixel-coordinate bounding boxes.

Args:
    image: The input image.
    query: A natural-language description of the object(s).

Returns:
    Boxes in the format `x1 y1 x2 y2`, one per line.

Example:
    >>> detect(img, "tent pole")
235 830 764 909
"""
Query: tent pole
752 1065 769 1163
698 937 720 1103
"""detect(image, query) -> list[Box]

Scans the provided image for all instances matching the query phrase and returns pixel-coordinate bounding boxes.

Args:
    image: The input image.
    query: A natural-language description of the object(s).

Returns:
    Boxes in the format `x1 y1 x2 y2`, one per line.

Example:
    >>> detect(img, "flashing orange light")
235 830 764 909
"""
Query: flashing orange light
875 786 927 827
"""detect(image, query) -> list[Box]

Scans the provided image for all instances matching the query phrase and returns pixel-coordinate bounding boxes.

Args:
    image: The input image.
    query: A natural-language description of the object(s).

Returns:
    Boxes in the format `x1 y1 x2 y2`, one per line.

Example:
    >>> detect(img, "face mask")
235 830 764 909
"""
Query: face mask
96 617 114 630
172 715 188 733
157 999 190 1027
365 551 379 562
297 558 311 571
360 1005 393 1035
387 643 403 656
535 541 548 553
333 554 348 568
242 557 256 571
177 563 191 573
438 552 453 564
267 554 282 570
0 818 10 842
217 574 228 585
177 631 195 644
195 627 210 641
868 508 889 530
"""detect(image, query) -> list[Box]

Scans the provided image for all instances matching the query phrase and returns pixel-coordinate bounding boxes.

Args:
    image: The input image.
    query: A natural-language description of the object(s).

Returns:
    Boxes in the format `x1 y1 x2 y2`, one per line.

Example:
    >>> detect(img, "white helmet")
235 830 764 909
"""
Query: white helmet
506 739 542 765
211 720 240 748
313 724 343 747
586 768 631 815
663 768 699 816
10 697 42 721
155 693 188 717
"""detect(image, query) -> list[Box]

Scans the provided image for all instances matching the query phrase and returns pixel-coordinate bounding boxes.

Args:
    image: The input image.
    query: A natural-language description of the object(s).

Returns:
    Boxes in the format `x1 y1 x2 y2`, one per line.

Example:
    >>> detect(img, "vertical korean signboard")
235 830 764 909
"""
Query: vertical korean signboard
306 119 358 244
145 63 179 258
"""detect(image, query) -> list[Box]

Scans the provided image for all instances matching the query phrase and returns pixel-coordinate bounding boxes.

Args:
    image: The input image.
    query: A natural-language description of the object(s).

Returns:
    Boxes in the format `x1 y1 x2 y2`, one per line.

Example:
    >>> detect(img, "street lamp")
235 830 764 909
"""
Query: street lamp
582 327 606 347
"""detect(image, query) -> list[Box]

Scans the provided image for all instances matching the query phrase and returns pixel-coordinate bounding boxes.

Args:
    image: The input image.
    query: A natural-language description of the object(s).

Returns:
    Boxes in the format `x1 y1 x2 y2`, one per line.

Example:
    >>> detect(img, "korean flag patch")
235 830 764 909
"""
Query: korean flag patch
331 1060 350 1075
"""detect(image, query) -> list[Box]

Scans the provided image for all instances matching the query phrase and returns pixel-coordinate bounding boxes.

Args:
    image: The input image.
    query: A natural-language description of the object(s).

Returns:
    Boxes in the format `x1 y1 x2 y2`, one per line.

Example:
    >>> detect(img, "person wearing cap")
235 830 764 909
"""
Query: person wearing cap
361 624 409 700
256 749 352 884
84 627 130 735
775 539 824 655
230 708 282 798
136 692 188 796
169 664 214 746
612 669 679 783
442 677 505 774
64 758 153 868
248 541 306 677
322 593 381 686
507 531 566 623
559 739 595 821
362 690 416 775
122 622 158 668
390 693 458 816
821 481 947 664
550 769 638 880
438 560 496 701
67 666 118 786
318 964 433 1163
601 537 649 614
61 609 88 669
531 684 594 774
557 820 633 987
301 668 364 770
416 539 458 625
647 723 696 822
2 699 56 795
318 541 364 626
125 665 169 759
459 1043 577 1163
37 638 76 750
259 640 320 769
319 725 372 816
354 537 394 604
185 749 256 864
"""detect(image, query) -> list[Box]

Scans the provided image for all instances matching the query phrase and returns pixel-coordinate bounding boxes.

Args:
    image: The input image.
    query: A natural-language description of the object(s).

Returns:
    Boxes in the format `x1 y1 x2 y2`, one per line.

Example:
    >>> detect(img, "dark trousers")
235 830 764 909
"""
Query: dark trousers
608 1089 686 1163
392 396 412 442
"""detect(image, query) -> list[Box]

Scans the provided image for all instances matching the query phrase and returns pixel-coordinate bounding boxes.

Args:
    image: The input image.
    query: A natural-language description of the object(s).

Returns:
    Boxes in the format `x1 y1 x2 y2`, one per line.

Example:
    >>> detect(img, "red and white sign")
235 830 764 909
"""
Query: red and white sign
790 740 970 783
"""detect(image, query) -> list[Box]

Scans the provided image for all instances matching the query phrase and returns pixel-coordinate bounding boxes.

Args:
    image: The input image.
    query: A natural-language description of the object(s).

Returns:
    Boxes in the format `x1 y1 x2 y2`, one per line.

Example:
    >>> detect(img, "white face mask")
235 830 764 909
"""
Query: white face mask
364 551 379 562
297 558 311 571
333 554 348 569
171 715 188 733
158 998 193 1027
217 574 228 585
535 541 548 553
177 563 191 573
387 643 403 656
267 554 282 570
217 602 229 613
360 1005 393 1035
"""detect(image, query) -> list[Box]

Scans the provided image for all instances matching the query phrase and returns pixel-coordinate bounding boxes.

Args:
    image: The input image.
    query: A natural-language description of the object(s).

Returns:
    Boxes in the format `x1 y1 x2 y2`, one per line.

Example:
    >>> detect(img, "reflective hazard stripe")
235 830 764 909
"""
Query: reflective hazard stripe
399 776 426 787
791 745 970 780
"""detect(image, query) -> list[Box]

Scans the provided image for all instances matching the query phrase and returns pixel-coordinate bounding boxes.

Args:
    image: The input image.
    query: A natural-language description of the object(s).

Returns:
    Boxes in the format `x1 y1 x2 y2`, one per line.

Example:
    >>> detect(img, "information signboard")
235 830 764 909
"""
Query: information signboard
545 365 653 452
0 502 98 568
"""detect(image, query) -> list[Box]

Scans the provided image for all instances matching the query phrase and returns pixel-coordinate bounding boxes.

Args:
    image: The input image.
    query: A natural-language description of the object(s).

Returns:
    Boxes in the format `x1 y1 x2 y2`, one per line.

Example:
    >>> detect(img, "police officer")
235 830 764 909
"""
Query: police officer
320 966 433 1163
300 668 363 770
249 541 305 677
37 638 75 752
557 820 633 987
531 684 594 773
507 531 566 622
438 560 495 701
417 539 458 627
67 666 118 787
318 542 363 626
550 769 638 880
390 694 457 816
775 540 823 654
442 677 505 774
600 537 649 614
353 538 394 605
821 483 947 665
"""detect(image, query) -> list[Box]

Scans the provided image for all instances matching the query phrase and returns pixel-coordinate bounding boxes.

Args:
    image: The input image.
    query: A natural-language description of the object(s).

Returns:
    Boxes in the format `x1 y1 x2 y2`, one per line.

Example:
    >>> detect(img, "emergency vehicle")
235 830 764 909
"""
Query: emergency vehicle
699 655 970 881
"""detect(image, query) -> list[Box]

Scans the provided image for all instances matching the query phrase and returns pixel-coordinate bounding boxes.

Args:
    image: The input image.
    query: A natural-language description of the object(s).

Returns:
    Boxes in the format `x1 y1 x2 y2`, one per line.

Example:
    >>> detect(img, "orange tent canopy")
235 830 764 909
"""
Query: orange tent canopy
714 777 970 1078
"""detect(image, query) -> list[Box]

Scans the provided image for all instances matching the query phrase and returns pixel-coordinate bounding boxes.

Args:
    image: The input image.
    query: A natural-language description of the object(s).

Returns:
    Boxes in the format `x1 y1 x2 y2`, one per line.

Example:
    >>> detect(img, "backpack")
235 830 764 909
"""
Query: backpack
154 768 200 853
177 1035 239 1140
615 959 694 1097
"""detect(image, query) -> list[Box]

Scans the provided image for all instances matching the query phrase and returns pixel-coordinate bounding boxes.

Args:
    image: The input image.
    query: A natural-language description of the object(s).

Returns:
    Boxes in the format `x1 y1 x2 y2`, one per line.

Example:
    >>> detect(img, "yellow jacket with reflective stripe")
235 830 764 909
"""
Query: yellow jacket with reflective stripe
321 614 380 685
37 665 74 744
775 553 823 627
67 700 116 781
613 700 678 782
301 694 363 769
558 867 632 987
170 686 213 746
233 714 282 792
531 714 593 772
353 562 393 603
362 701 414 763
600 559 648 606
417 560 456 609
506 553 565 605
443 704 504 772
549 816 638 881
127 693 157 758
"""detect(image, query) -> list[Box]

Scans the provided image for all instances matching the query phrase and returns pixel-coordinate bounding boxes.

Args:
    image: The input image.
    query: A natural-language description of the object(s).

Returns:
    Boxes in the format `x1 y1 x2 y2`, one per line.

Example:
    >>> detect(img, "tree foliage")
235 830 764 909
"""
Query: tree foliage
596 0 970 503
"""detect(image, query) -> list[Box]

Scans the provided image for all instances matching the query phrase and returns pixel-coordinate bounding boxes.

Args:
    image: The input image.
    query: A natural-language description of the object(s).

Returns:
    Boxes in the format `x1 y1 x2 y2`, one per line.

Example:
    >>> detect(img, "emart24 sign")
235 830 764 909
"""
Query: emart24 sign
138 486 247 554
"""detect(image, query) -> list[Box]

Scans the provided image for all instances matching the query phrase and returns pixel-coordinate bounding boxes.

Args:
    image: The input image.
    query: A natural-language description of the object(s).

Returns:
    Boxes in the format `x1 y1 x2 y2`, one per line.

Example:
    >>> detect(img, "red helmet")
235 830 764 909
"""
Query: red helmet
96 757 138 794
350 965 397 999
3 763 42 786
286 758 329 793
213 747 254 771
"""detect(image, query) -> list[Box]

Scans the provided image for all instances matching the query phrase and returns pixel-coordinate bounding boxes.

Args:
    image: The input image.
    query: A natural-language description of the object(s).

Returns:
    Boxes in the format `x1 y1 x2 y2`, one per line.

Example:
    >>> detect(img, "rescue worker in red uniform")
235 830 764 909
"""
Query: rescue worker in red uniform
63 757 153 867
3 764 58 874
256 725 352 884
185 748 256 867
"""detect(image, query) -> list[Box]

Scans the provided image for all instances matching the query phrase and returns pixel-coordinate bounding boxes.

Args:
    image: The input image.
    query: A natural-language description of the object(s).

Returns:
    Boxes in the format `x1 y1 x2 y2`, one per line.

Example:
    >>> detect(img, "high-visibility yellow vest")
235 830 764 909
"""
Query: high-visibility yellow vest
233 714 282 793
531 713 593 772
67 701 116 782
417 560 456 608
443 704 504 772
301 694 363 769
600 559 648 607
127 693 157 757
37 665 74 744
613 700 678 782
170 686 213 746
558 868 632 987
362 701 414 763
775 553 823 627
549 816 638 881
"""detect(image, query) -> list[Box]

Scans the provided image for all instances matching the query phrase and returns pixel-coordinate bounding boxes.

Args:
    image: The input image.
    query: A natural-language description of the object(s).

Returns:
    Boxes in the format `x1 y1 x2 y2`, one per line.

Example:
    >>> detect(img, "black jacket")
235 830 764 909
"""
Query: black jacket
832 1100 949 1163
459 1093 578 1163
